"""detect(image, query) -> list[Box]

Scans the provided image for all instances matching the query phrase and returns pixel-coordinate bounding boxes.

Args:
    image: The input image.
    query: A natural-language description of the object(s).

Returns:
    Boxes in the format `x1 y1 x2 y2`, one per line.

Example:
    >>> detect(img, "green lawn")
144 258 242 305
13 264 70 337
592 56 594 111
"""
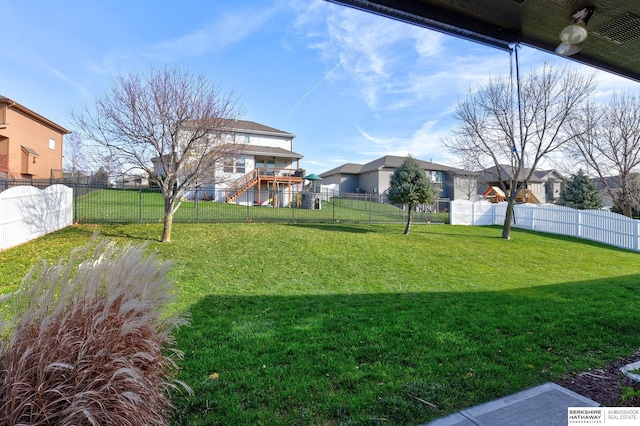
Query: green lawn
1 223 639 425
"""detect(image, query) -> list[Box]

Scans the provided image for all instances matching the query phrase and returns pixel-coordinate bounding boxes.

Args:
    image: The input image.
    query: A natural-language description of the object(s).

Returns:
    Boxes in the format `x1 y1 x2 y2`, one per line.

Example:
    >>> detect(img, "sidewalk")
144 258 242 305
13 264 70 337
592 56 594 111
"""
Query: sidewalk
422 382 599 426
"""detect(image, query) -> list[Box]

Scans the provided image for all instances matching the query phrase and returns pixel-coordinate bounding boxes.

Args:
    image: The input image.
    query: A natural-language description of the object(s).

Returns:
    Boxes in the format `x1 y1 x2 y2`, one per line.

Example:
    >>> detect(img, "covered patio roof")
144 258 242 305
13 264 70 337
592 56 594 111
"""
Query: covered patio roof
326 0 640 82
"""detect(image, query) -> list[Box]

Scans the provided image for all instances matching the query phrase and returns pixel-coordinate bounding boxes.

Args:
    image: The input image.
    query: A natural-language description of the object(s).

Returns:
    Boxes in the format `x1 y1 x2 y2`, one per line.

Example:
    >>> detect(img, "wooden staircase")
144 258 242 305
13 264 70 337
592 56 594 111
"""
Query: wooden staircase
225 169 259 203
225 168 306 203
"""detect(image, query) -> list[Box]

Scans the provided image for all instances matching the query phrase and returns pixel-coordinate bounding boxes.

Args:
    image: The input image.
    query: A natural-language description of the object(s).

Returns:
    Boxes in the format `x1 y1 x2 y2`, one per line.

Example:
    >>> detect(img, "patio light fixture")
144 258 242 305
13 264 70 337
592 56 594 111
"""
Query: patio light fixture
555 7 594 56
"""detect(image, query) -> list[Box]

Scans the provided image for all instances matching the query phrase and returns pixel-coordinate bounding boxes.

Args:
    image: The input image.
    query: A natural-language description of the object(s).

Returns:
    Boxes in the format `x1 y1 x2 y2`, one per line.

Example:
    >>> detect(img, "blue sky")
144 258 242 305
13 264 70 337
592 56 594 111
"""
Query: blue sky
2 0 638 176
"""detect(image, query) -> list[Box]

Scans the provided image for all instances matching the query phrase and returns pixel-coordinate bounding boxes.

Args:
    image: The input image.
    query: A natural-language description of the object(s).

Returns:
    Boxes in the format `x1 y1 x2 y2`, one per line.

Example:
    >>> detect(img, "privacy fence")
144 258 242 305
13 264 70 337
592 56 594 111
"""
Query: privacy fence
0 185 73 250
450 200 640 252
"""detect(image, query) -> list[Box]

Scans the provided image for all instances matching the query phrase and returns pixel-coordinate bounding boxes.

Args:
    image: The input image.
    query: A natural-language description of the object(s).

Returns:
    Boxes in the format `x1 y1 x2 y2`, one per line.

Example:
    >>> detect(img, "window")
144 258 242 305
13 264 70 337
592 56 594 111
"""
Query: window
49 138 56 150
426 170 440 183
244 133 251 144
224 157 246 174
266 160 275 176
223 158 234 173
235 158 246 174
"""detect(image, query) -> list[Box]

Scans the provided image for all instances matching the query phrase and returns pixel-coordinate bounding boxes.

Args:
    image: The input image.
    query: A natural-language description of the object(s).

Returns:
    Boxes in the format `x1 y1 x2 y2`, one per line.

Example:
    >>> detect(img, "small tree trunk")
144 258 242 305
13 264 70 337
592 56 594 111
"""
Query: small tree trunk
404 204 413 235
502 197 515 240
162 197 174 243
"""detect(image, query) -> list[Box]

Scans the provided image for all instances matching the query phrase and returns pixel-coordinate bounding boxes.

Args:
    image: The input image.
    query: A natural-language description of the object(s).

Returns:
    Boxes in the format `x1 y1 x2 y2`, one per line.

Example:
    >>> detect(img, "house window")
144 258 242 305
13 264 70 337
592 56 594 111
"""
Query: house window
223 158 234 173
49 138 56 150
224 157 246 174
244 134 250 144
235 158 246 174
426 170 440 183
266 160 275 176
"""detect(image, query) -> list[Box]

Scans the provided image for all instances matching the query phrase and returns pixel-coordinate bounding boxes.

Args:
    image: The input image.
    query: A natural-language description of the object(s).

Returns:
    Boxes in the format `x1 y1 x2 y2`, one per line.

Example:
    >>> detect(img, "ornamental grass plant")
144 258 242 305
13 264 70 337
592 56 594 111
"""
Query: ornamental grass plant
0 236 189 425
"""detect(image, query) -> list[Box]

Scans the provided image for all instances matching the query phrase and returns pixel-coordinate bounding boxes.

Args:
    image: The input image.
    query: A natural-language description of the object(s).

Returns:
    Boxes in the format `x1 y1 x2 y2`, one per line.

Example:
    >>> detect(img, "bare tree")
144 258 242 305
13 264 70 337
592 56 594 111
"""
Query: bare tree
451 156 480 201
445 63 595 239
71 65 241 242
568 93 640 217
63 133 88 178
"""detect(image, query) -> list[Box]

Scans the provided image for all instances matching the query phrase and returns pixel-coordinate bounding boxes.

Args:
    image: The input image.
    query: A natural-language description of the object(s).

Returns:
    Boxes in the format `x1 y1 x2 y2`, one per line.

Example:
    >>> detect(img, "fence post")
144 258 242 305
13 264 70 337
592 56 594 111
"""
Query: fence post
634 220 640 251
195 187 199 223
575 210 581 238
530 204 535 230
73 181 78 222
333 196 335 222
139 185 143 224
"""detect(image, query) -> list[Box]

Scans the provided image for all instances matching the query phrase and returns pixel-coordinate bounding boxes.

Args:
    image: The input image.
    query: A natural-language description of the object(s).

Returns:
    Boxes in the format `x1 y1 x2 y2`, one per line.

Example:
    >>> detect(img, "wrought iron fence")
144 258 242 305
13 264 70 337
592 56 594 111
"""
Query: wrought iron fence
69 184 449 225
1 180 449 225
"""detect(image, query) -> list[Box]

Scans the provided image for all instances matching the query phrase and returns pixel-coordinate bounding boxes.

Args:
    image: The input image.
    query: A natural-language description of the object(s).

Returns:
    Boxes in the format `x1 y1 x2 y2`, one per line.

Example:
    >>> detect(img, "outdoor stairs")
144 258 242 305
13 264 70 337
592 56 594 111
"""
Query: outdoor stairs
225 169 259 203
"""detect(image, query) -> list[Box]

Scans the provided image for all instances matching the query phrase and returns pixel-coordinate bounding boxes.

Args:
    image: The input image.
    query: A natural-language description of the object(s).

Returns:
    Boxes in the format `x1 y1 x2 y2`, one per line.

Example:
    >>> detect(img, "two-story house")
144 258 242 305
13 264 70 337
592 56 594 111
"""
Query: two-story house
152 120 305 207
0 96 70 180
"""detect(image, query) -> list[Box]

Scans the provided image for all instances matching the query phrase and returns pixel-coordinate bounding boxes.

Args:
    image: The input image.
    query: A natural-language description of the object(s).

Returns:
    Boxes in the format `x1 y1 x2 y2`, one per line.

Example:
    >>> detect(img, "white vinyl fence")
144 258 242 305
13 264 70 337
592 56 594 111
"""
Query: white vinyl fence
0 185 73 250
450 200 640 252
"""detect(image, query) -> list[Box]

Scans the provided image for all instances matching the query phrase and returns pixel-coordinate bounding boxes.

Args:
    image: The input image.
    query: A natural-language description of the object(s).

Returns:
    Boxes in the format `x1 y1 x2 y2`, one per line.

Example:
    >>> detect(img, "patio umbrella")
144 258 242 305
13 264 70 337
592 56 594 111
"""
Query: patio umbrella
304 174 323 194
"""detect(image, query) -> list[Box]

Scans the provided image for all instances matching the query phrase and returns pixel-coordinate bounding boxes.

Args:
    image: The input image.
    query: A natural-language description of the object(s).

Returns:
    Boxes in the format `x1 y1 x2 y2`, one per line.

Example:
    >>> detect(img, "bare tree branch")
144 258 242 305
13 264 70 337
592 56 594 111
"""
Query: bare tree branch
445 62 596 239
71 65 241 242
568 92 640 217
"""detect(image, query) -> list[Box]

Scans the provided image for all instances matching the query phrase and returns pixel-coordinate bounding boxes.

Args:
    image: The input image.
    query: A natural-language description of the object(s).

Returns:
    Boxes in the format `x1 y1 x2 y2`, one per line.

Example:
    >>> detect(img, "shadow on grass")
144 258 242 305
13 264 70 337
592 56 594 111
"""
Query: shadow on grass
418 224 640 253
287 223 380 234
172 274 640 426
506 227 640 254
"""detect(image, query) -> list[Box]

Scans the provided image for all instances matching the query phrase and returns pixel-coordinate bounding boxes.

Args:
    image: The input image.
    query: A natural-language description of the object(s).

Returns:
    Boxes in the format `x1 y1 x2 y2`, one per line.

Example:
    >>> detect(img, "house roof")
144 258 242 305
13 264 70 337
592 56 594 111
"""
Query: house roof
0 95 71 134
327 0 640 82
21 145 40 157
225 120 295 139
151 145 303 163
479 165 546 183
319 163 363 177
533 169 566 181
236 144 303 159
359 155 463 174
320 156 465 177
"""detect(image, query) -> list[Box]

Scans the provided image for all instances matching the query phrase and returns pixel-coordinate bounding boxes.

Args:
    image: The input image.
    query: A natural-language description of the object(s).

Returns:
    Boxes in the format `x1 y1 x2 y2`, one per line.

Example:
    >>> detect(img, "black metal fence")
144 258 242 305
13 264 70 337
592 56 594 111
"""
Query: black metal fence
2 181 450 225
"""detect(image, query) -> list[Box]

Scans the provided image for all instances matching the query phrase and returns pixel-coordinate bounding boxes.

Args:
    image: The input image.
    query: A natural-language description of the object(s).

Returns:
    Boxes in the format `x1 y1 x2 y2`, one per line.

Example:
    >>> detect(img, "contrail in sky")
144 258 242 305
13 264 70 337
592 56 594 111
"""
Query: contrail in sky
288 19 387 117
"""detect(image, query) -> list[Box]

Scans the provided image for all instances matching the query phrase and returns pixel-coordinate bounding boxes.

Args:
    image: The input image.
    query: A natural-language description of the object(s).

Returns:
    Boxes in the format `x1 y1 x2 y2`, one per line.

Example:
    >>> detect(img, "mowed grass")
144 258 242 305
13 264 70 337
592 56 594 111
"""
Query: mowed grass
0 223 639 425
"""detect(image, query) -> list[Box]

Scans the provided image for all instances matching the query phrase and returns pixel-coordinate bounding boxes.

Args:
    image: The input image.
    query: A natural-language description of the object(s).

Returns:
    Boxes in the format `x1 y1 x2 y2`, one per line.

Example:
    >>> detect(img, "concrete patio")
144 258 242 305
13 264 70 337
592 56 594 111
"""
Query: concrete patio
422 382 599 426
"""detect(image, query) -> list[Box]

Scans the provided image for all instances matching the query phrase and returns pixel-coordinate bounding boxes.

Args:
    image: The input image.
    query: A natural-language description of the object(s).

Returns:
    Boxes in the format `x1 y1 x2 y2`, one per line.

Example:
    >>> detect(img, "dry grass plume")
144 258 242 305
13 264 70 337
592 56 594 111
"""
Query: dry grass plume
0 236 190 425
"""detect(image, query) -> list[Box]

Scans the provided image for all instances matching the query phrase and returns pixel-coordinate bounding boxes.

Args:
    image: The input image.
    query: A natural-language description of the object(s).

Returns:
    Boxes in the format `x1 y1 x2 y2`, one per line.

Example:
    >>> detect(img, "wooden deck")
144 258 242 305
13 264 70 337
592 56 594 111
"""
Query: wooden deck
225 168 305 203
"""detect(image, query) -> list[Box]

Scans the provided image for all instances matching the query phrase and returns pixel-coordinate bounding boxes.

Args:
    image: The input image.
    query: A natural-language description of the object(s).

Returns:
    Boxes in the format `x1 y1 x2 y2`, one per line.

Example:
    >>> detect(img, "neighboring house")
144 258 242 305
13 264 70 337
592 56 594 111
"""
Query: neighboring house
152 120 304 206
534 169 565 203
319 155 477 201
594 173 640 210
0 96 70 179
115 175 149 189
478 165 564 204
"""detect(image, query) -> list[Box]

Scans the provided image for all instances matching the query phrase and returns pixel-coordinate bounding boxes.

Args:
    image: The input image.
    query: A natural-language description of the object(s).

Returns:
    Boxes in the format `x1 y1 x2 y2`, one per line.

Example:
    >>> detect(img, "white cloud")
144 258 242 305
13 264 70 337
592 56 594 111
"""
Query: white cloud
153 7 276 56
88 5 279 76
355 119 451 162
